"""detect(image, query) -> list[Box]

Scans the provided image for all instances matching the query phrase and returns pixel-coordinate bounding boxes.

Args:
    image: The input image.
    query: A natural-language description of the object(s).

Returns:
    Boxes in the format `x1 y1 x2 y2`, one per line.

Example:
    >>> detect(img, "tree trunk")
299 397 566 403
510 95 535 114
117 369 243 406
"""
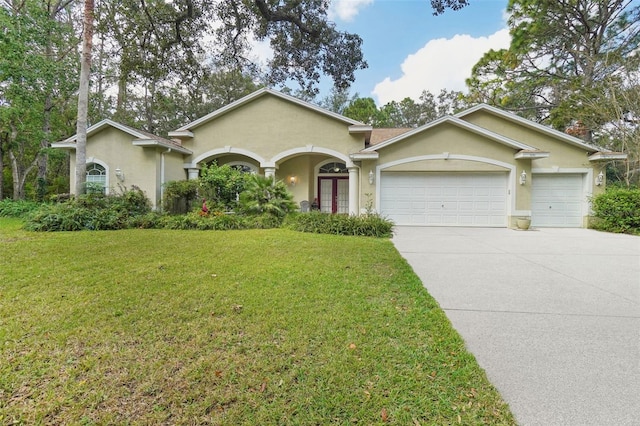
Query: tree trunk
0 137 4 200
75 0 94 196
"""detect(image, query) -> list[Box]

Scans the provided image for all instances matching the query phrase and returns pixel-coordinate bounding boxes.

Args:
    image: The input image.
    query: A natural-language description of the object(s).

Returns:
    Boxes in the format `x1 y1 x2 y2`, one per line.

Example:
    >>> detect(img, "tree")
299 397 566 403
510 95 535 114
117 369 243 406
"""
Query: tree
343 97 380 125
467 0 640 138
582 66 640 186
75 0 94 196
0 0 77 200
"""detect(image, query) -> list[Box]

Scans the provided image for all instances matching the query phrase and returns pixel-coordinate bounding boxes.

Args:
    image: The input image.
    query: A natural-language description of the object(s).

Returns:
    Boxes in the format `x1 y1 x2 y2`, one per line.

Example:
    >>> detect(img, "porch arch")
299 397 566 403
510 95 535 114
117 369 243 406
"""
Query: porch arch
191 147 268 167
270 146 355 168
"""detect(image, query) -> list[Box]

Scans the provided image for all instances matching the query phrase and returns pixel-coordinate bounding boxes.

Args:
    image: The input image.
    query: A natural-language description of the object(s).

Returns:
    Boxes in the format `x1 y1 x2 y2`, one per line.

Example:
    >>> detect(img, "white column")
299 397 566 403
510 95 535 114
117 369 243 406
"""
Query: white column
348 167 359 216
187 168 200 180
264 167 276 179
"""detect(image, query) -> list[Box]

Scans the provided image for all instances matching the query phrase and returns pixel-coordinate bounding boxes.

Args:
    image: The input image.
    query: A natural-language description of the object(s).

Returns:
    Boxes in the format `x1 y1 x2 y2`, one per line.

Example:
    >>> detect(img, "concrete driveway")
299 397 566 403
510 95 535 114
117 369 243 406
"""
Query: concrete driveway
392 227 640 426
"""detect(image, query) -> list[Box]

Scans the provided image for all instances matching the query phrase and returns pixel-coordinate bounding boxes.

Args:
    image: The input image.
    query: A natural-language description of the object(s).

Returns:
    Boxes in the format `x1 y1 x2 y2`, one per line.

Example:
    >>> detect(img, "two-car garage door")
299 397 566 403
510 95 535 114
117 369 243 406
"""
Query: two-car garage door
380 172 507 226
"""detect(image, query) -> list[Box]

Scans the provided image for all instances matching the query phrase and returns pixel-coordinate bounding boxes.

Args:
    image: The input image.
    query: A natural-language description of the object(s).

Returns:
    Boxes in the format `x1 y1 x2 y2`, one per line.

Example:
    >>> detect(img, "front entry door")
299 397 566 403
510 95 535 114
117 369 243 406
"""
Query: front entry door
319 177 348 213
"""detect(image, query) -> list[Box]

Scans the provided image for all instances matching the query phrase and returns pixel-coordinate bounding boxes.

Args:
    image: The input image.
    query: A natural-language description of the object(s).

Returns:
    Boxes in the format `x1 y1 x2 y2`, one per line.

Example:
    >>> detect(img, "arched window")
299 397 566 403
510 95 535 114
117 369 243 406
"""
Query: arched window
86 163 106 193
228 161 258 174
319 162 347 174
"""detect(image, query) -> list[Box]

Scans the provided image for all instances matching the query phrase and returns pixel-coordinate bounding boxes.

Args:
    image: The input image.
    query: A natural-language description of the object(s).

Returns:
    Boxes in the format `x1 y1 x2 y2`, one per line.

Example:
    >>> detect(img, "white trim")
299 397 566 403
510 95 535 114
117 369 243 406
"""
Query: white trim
271 146 355 168
349 124 373 133
514 151 550 159
456 104 601 152
350 152 379 160
588 152 627 161
363 115 538 153
51 142 76 150
132 139 192 154
173 88 364 132
375 154 516 219
192 147 268 167
167 130 194 138
62 119 148 142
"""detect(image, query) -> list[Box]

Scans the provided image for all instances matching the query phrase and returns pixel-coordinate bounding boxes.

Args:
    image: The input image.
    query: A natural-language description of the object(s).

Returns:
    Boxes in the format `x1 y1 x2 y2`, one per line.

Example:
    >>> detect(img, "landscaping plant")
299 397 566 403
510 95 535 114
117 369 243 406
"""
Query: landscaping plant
591 187 640 234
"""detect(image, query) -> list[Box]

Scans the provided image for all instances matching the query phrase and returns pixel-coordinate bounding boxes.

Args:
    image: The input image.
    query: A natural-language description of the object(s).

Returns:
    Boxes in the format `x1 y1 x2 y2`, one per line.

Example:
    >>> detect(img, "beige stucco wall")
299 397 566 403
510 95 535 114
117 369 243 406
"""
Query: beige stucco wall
68 126 185 208
181 95 364 165
375 124 517 166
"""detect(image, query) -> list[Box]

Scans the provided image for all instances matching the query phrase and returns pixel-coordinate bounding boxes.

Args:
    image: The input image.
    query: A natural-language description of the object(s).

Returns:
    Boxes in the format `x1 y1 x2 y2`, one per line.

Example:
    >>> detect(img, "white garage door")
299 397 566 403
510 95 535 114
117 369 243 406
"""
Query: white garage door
380 172 508 226
532 174 584 227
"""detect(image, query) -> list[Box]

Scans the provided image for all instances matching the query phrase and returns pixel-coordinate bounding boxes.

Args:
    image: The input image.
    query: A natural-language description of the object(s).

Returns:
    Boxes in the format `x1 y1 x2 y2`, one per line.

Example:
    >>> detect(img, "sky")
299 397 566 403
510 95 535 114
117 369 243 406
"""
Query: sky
257 0 511 106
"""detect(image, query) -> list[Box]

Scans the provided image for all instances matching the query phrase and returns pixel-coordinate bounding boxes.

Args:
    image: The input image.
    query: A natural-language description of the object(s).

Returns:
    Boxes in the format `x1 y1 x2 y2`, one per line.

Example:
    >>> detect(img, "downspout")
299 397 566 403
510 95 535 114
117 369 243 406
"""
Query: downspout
160 148 172 210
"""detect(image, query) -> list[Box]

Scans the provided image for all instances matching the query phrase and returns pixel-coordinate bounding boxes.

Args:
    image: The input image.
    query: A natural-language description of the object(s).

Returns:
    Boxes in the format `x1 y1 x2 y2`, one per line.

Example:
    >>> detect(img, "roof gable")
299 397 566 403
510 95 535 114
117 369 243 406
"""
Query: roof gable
170 88 365 134
53 119 191 154
455 104 601 153
362 115 540 153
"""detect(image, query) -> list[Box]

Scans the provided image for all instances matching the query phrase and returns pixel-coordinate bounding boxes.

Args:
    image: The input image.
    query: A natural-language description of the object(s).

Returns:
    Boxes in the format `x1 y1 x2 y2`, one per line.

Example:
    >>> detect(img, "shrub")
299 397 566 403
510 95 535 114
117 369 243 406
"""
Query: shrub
238 175 297 218
199 163 252 211
591 187 640 234
0 199 42 218
162 180 199 214
285 211 394 238
24 187 153 232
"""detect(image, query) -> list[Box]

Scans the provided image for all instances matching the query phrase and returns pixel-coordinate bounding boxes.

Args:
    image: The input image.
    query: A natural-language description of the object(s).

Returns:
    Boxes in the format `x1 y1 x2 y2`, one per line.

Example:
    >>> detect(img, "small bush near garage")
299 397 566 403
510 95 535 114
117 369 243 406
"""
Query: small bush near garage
0 199 42 218
285 211 394 238
591 187 640 234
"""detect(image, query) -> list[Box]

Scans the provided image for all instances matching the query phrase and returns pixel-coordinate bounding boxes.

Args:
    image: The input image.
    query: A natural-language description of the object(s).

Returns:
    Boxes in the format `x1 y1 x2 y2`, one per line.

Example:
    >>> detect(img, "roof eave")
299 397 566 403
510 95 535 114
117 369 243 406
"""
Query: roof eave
167 130 194 139
349 124 373 133
350 152 379 160
588 152 627 161
132 139 192 155
514 151 550 159
51 142 76 150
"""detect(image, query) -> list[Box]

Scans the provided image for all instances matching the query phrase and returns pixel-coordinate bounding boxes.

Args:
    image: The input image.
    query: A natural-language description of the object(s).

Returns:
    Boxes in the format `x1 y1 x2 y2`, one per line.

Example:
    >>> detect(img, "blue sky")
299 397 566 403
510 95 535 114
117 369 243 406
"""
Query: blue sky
324 0 510 104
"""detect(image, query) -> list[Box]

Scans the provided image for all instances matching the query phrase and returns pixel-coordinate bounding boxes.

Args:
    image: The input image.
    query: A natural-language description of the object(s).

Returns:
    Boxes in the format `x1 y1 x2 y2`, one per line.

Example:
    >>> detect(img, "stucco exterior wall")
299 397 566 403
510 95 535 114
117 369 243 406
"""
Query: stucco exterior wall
182 95 364 165
67 127 179 208
461 111 595 169
375 124 517 167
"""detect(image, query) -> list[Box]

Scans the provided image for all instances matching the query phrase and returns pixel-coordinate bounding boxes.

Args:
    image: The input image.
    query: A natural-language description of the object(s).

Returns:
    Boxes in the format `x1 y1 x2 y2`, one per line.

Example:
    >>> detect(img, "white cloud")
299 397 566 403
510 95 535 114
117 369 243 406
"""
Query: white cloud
329 0 374 22
372 28 511 105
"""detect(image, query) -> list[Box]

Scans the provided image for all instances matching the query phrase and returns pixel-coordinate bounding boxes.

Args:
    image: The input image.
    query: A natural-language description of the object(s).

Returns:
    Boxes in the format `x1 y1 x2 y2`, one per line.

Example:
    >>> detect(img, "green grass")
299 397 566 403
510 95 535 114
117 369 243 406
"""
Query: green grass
0 219 515 425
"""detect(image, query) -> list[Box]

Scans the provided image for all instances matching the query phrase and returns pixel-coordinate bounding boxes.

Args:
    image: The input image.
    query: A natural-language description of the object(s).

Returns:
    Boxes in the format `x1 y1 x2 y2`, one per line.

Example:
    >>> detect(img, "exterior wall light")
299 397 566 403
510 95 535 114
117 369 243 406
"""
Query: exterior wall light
595 171 604 186
368 170 375 185
519 170 527 185
115 168 125 182
289 175 297 186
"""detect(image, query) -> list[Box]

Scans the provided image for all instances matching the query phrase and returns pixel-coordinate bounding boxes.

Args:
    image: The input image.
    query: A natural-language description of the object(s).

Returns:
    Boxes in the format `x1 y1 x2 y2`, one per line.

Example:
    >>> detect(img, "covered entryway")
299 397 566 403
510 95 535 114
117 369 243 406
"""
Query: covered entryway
532 174 584 227
380 172 508 226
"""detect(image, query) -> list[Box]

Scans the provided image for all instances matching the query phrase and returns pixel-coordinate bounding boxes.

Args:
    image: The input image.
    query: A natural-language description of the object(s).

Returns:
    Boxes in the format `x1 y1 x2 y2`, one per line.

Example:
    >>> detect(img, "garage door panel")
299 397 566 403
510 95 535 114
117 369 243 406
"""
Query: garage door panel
381 172 507 227
532 174 583 227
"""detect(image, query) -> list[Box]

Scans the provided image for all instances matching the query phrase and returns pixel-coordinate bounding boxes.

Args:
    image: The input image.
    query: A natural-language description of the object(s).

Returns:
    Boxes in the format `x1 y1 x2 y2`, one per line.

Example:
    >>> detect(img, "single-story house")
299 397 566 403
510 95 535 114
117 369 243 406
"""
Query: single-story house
53 88 626 228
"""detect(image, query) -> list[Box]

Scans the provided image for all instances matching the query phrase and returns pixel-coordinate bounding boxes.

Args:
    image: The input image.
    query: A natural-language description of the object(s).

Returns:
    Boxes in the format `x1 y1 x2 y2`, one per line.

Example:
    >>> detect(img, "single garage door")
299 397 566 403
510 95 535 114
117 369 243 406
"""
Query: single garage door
532 174 584 227
380 172 507 226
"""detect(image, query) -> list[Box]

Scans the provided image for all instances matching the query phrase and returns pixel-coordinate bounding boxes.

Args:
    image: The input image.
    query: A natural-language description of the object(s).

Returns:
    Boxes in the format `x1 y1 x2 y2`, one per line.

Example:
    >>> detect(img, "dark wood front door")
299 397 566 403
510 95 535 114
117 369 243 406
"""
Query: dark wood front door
318 177 348 213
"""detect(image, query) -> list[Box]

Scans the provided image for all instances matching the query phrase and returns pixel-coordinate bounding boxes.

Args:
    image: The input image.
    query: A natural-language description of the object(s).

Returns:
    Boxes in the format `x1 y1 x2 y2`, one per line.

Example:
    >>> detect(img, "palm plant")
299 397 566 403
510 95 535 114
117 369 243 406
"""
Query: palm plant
238 175 297 218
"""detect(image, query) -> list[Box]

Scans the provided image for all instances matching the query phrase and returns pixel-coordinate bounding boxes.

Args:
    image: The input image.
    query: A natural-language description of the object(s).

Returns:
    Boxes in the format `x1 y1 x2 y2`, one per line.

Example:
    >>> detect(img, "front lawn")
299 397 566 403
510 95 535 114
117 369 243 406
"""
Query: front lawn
0 221 514 425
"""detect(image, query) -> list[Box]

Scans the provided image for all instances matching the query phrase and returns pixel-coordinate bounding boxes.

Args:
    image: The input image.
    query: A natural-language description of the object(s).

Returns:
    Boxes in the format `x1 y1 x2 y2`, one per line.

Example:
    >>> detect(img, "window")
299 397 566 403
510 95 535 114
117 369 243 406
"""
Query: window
319 162 347 174
228 161 258 174
86 163 106 193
